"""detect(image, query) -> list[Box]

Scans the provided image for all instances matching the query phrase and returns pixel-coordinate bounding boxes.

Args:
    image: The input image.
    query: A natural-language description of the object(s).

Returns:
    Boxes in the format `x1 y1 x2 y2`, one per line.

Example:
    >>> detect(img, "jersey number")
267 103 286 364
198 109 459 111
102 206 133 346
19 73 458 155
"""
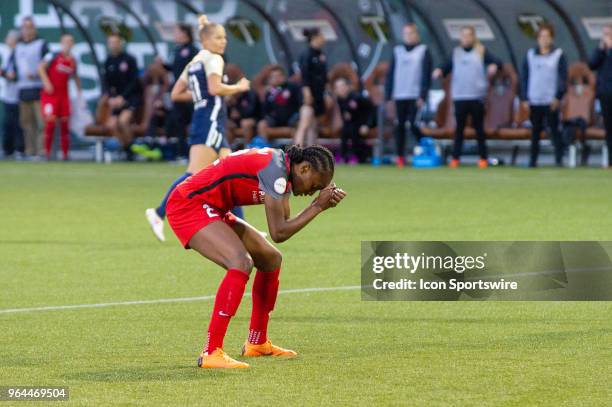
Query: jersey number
189 74 203 103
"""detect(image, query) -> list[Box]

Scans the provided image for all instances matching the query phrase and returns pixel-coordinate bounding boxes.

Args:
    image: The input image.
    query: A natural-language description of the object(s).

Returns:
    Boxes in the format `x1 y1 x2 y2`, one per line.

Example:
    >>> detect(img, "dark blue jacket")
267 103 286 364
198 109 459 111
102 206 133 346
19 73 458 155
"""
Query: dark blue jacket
171 43 198 84
589 47 612 96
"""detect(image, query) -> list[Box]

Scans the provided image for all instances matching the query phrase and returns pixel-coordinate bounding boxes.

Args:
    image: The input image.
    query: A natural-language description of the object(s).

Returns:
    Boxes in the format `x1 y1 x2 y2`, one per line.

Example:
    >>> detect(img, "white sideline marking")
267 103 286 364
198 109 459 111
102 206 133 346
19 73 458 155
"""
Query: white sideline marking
0 285 362 315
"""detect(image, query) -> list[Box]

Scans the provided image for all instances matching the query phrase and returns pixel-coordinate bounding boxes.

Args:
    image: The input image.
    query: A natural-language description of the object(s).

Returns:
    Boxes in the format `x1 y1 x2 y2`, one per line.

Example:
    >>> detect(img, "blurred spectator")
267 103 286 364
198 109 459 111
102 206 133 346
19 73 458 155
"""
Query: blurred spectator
333 77 373 164
165 24 198 160
520 24 567 167
1 30 24 158
295 27 328 146
39 34 81 161
102 33 142 160
589 24 612 167
130 57 170 161
257 65 300 140
433 25 501 168
385 23 432 167
227 89 260 144
15 16 48 159
144 57 170 138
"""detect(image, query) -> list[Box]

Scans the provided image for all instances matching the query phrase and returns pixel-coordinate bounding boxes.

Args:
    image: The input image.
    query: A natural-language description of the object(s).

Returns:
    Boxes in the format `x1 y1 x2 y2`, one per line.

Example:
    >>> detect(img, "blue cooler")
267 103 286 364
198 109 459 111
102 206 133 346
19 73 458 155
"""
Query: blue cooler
412 137 442 168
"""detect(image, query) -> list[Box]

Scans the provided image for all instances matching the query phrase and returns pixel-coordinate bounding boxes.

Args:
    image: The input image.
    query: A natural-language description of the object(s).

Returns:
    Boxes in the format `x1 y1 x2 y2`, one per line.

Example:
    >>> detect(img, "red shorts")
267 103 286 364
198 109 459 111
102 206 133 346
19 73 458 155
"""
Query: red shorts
166 189 237 249
41 93 70 119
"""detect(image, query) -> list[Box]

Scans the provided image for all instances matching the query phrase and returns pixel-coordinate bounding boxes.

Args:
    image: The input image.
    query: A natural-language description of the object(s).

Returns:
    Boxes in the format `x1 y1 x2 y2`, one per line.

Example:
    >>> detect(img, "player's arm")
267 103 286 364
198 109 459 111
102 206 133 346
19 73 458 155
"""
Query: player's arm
264 186 345 243
72 63 82 93
171 78 192 102
205 54 250 97
207 74 250 97
38 59 53 94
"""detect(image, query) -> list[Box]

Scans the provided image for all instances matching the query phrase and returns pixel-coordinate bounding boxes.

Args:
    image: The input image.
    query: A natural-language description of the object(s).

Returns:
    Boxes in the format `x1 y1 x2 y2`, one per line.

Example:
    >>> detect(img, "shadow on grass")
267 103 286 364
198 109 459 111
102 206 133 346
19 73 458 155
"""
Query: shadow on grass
63 364 251 382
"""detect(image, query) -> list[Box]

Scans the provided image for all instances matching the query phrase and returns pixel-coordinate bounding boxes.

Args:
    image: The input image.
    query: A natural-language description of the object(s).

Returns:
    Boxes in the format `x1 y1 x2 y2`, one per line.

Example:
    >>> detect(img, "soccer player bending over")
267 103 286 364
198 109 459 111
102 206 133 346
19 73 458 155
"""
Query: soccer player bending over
166 145 346 368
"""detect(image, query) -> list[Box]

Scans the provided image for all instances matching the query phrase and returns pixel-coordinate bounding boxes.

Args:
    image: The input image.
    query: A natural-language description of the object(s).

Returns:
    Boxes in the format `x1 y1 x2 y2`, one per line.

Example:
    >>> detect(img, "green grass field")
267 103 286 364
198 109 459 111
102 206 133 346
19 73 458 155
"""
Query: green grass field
1 162 611 406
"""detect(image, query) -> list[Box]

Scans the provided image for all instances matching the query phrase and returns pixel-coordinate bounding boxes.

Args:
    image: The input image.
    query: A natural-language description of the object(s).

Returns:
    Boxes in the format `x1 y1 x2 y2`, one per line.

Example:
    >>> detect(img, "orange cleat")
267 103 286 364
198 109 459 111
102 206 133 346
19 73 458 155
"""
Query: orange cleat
241 340 298 358
449 158 459 168
197 348 249 369
478 159 488 169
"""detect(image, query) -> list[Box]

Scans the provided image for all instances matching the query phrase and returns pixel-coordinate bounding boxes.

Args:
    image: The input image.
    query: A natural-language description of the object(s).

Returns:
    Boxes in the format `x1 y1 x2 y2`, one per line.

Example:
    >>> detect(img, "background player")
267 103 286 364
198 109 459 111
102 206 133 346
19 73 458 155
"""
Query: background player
165 145 346 369
433 25 501 168
520 23 567 167
385 23 431 168
294 28 328 146
102 33 141 160
38 33 81 161
145 15 250 241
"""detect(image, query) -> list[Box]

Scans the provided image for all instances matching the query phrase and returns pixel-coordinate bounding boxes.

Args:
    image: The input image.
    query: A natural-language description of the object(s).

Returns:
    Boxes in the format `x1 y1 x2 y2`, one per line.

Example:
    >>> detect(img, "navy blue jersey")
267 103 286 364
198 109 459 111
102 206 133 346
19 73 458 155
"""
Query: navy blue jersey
180 49 228 150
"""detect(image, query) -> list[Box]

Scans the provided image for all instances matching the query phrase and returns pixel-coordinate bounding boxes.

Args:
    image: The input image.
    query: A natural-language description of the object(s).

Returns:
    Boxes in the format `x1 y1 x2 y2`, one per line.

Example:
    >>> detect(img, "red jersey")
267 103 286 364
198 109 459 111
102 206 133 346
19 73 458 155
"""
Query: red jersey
175 148 292 213
43 52 76 96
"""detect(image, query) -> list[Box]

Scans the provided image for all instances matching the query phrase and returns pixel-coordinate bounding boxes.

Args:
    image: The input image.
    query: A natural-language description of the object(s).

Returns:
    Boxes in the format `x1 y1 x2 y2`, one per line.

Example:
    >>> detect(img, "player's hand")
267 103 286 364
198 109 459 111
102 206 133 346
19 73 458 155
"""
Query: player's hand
487 64 498 77
329 186 347 208
359 125 369 136
550 98 560 111
44 82 54 94
313 184 346 211
302 87 313 106
432 68 442 80
521 101 530 112
237 77 250 92
6 71 16 81
416 98 425 109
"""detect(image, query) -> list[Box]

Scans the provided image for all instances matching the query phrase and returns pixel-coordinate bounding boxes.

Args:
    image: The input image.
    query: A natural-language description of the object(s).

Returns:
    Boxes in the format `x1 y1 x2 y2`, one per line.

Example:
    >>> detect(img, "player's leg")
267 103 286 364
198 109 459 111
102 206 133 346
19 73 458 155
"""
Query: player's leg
59 118 70 160
42 102 57 160
33 101 44 158
105 112 119 140
305 115 319 146
547 107 563 166
188 220 253 368
294 105 314 145
228 218 297 357
59 97 71 160
117 109 134 147
19 101 35 157
529 106 544 167
472 101 488 167
602 95 612 167
395 100 409 166
451 101 468 165
43 118 56 160
186 144 218 173
407 99 423 143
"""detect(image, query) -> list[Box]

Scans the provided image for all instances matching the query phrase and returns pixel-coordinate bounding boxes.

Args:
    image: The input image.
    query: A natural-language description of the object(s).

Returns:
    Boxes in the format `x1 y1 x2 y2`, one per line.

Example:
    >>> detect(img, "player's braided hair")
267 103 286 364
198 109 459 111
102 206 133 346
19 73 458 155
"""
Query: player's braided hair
286 145 335 176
